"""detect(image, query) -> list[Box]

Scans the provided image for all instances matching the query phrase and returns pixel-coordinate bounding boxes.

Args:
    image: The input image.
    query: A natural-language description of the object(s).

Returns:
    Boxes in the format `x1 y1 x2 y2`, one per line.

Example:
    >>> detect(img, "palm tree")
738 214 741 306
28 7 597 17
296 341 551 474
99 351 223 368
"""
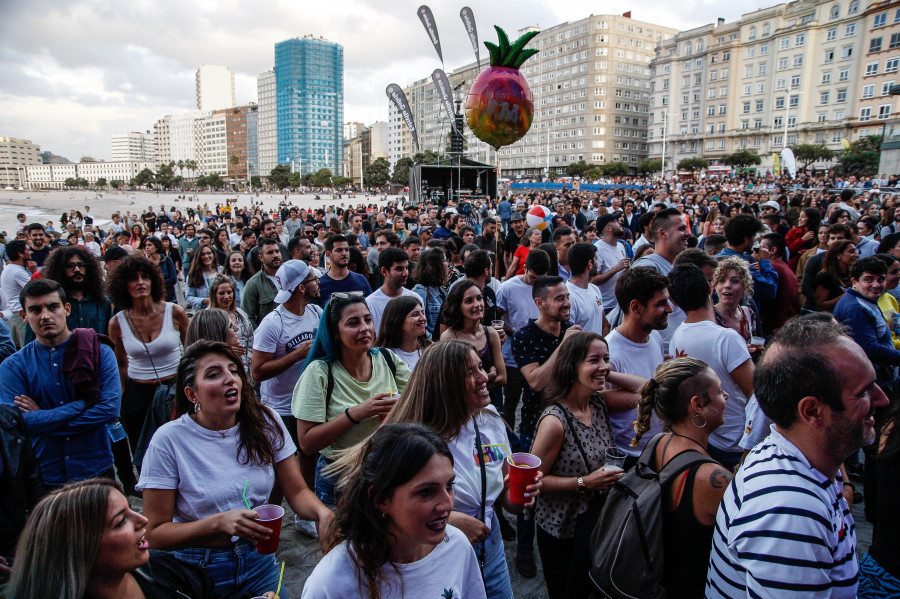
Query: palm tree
185 159 198 183
177 159 185 178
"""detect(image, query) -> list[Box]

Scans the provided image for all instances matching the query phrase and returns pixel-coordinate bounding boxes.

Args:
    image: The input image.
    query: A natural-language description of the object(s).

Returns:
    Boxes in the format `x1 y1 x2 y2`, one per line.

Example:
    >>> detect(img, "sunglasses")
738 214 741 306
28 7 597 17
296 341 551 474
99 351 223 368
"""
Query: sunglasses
331 291 365 300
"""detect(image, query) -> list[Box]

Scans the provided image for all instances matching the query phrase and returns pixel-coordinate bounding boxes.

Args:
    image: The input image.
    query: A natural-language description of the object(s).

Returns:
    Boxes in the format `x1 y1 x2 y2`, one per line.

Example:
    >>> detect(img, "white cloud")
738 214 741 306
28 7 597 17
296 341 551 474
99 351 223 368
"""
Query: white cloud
0 0 773 160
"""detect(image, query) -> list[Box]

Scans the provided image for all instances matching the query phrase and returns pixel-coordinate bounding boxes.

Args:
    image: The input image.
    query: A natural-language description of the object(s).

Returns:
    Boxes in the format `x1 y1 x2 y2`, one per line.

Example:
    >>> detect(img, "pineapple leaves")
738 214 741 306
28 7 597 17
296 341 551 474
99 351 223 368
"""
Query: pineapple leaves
487 25 541 68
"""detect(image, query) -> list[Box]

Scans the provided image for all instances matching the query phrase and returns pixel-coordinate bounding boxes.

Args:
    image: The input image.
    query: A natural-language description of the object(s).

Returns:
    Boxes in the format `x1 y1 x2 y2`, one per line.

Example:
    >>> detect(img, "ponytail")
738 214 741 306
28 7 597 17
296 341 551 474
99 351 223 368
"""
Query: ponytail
631 378 659 447
630 357 712 447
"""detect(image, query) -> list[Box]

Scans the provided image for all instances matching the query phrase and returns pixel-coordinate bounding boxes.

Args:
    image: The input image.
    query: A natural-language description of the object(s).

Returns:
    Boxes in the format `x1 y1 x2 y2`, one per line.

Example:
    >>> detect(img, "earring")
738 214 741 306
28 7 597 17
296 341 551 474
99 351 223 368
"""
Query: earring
194 402 201 414
692 413 707 429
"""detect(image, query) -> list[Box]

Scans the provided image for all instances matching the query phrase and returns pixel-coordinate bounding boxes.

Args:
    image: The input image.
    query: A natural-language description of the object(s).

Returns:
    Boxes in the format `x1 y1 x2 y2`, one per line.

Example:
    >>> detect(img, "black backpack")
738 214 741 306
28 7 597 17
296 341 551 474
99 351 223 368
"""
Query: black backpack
589 433 715 599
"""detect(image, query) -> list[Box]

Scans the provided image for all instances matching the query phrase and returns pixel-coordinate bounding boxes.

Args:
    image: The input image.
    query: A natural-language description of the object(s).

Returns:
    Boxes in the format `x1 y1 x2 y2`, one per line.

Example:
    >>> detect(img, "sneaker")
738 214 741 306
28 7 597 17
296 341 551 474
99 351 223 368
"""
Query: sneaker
294 516 319 538
498 515 516 541
515 551 537 578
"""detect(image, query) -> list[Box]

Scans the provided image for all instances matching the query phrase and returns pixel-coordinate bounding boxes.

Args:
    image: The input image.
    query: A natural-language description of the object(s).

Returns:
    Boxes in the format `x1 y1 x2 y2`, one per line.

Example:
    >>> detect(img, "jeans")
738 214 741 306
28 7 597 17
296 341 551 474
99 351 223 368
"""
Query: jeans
315 454 338 509
474 512 514 599
173 540 285 599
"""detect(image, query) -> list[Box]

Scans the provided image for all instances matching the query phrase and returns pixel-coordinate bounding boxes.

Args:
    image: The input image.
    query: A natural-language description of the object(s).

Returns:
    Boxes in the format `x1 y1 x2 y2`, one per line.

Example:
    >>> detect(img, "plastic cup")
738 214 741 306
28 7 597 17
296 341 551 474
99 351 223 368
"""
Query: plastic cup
252 504 285 555
507 452 541 505
491 320 505 331
604 448 626 472
380 393 400 422
750 336 766 352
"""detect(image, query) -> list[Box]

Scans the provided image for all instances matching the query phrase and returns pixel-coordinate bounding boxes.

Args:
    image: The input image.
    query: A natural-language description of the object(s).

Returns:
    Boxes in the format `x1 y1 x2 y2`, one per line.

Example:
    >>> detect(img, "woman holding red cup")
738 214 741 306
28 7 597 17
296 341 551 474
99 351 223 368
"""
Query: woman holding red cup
138 341 333 599
385 340 542 599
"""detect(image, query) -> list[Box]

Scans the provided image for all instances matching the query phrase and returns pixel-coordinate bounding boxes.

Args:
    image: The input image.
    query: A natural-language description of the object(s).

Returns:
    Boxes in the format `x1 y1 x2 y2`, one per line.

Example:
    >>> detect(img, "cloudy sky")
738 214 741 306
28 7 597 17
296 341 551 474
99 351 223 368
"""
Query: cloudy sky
0 0 773 161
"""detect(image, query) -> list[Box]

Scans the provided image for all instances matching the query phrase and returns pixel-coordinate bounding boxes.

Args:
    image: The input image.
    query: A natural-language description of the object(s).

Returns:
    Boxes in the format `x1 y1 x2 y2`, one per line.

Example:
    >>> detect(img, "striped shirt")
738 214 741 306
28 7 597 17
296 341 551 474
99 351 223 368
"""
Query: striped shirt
706 427 858 598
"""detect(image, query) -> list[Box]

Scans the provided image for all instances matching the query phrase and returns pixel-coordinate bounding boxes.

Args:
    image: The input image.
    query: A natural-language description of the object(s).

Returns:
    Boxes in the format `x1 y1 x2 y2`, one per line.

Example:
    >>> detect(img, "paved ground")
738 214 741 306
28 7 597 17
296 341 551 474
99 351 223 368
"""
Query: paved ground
129 486 871 599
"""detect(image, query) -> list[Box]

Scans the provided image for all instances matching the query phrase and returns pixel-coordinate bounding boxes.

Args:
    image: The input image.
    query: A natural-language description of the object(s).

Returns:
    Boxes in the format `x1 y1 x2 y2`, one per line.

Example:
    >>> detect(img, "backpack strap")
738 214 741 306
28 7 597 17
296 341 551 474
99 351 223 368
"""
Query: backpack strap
378 346 397 378
325 360 335 412
553 402 594 473
657 445 717 488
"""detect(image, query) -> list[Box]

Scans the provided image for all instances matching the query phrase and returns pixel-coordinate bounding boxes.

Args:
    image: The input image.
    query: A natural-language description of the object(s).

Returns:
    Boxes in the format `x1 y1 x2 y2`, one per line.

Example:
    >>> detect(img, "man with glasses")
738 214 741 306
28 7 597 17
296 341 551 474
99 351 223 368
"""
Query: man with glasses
318 235 371 306
251 259 322 537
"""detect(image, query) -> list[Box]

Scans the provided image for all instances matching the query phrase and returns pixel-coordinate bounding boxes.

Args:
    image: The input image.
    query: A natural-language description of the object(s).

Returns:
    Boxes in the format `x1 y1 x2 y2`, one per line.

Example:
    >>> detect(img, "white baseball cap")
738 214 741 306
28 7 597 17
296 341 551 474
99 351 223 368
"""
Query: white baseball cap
274 260 313 304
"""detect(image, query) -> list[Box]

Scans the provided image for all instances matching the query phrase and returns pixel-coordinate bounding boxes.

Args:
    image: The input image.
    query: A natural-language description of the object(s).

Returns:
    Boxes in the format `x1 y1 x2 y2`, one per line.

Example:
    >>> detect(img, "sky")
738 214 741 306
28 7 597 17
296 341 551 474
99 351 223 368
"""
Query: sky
0 0 774 161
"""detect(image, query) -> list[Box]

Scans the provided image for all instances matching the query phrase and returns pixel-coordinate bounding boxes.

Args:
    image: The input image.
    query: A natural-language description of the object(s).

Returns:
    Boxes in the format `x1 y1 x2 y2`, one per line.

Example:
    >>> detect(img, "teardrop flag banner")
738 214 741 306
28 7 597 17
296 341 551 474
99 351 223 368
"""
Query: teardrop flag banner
418 5 443 65
386 84 421 154
432 69 459 136
460 7 480 68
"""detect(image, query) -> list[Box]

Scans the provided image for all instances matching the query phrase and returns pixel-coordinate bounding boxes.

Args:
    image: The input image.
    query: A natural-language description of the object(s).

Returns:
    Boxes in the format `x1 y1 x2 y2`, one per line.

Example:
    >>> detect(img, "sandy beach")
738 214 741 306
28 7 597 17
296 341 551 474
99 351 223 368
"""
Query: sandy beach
0 189 404 236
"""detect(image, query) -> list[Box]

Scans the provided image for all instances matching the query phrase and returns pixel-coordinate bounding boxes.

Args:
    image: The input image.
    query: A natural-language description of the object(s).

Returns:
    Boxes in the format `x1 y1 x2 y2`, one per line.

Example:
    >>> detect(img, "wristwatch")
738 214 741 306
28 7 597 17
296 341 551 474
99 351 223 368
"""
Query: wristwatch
577 476 587 493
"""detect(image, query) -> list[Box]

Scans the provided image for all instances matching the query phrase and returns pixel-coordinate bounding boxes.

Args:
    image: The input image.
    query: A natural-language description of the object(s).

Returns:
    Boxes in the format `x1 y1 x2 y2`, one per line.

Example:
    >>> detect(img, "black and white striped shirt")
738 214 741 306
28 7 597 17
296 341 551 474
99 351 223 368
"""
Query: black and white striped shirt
706 427 857 598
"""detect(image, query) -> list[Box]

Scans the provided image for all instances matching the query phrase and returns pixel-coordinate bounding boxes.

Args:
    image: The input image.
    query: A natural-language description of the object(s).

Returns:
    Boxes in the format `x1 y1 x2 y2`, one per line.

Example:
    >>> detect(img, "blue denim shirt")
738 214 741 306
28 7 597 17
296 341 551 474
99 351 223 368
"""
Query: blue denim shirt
0 337 121 485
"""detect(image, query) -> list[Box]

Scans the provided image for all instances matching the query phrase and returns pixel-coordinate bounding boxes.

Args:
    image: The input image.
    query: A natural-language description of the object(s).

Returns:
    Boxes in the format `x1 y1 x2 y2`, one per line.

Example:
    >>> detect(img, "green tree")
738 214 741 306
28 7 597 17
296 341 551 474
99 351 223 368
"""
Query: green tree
206 173 224 189
600 162 629 176
547 170 559 182
333 176 353 188
185 159 198 181
64 177 77 188
155 161 177 189
677 157 710 171
176 159 185 176
391 157 414 184
364 158 390 187
722 150 762 169
639 159 662 174
250 176 262 189
269 165 291 189
95 177 108 188
110 179 123 189
288 172 302 187
300 173 314 187
585 166 603 180
793 143 835 170
565 160 593 178
132 168 155 189
413 150 439 165
310 168 333 187
229 155 239 167
836 135 882 178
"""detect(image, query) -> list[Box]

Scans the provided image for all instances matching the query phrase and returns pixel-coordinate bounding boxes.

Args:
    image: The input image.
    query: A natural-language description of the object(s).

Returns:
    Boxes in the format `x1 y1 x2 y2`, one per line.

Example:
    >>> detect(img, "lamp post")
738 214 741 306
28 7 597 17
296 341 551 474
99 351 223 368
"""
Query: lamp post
784 89 803 148
660 111 675 180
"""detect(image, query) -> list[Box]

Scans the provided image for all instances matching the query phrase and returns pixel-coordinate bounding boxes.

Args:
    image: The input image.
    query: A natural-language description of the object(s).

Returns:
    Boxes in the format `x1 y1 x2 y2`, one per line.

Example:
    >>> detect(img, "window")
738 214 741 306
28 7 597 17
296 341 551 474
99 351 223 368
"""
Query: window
830 4 840 19
763 23 770 36
742 120 750 129
835 110 844 120
874 12 887 27
719 104 727 115
822 71 832 84
885 81 897 95
780 37 790 49
707 124 715 134
826 28 837 41
860 107 872 122
744 84 752 96
720 86 728 97
789 94 799 107
879 105 892 119
709 70 717 81
721 67 729 79
791 75 801 88
719 139 726 149
788 116 797 128
774 135 783 146
743 101 751 114
890 33 900 50
866 62 879 76
842 46 853 59
821 91 830 104
775 97 785 109
837 88 847 102
754 118 763 128
870 38 882 53
756 100 765 112
761 44 769 55
818 112 827 122
745 65 754 78
708 88 717 99
757 82 765 94
848 0 859 14
749 26 757 41
793 54 803 67
779 57 789 70
824 49 834 63
863 84 875 98
845 23 855 36
839 68 850 81
759 63 767 75
776 77 787 89
708 105 716 116
795 34 805 47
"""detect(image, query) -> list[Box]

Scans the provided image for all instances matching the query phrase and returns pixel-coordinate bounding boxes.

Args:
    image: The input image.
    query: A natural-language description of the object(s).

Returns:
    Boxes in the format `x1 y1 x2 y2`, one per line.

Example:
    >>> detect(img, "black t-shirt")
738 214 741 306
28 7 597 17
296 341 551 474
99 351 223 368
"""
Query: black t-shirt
133 551 220 599
512 320 571 439
504 230 522 256
433 283 499 339
29 245 50 267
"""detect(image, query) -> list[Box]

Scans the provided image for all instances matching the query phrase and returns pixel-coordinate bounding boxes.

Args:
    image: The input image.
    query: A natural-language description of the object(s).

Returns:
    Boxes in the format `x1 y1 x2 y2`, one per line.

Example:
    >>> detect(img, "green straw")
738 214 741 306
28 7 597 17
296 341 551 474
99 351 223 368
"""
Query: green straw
242 480 252 510
276 561 286 597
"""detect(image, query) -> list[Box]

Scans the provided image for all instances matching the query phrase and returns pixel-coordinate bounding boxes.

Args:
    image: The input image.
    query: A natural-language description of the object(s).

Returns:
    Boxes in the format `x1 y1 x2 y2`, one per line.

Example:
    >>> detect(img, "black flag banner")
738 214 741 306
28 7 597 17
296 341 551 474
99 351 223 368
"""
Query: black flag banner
431 69 459 136
417 5 444 65
385 84 421 154
459 7 480 68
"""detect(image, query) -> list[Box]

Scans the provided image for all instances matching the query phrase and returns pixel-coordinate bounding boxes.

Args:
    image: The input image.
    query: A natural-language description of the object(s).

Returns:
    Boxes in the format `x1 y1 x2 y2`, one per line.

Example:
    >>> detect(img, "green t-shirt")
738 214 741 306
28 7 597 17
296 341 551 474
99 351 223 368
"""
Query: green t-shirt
291 349 412 460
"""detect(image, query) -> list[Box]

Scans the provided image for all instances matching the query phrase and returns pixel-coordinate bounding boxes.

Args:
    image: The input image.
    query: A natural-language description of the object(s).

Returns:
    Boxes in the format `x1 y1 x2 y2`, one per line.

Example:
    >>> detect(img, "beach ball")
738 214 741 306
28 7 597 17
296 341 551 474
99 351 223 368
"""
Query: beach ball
526 205 552 230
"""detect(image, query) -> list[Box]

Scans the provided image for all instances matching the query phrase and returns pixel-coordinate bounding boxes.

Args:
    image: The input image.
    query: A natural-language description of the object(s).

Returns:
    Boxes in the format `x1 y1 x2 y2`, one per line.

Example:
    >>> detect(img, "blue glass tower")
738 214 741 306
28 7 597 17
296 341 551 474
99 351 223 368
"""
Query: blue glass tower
275 37 343 175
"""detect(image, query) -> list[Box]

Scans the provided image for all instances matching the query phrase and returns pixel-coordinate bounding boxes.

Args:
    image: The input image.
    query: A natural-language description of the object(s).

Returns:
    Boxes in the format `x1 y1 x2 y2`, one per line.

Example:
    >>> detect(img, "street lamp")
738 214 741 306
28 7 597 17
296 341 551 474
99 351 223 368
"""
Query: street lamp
659 111 675 180
784 90 803 148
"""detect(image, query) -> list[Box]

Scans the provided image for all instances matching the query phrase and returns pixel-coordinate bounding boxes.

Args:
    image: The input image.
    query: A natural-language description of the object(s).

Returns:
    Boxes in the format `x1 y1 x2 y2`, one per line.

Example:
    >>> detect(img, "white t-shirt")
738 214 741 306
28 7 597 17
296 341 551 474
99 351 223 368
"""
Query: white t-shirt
365 287 421 335
605 328 665 456
669 320 752 452
739 396 770 451
390 347 423 371
566 280 605 334
448 407 507 529
301 525 486 599
630 253 683 353
593 239 627 307
496 276 538 367
0 264 32 312
253 303 323 416
136 409 296 523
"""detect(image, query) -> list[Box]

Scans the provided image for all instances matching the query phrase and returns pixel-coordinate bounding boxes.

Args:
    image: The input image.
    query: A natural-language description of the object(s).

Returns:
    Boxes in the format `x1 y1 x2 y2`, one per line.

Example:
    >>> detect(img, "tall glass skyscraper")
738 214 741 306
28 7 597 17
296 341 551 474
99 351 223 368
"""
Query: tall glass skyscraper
275 37 343 176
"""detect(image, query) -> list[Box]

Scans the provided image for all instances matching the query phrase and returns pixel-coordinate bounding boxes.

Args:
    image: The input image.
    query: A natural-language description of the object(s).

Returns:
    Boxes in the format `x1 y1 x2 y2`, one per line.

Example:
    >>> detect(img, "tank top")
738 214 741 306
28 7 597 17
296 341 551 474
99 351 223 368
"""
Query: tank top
661 458 713 597
116 302 183 381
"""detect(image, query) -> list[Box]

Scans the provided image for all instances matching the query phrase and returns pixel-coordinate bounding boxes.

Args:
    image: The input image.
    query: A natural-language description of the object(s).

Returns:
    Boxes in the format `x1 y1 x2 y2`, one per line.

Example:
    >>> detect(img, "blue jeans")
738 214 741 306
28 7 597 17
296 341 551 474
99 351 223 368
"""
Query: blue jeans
475 512 514 599
173 540 284 599
315 454 338 508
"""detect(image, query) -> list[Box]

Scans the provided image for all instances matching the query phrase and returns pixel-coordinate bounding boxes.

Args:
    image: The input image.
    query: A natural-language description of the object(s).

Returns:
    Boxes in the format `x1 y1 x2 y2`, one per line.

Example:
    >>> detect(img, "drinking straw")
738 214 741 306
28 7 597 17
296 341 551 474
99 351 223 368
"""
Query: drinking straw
502 444 518 466
276 561 286 597
242 480 252 510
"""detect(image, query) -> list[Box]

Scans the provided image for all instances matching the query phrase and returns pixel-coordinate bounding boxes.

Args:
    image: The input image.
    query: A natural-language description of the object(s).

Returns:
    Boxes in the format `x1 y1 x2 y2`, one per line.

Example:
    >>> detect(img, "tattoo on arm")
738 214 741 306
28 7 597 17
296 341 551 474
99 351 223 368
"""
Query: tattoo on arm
709 468 731 489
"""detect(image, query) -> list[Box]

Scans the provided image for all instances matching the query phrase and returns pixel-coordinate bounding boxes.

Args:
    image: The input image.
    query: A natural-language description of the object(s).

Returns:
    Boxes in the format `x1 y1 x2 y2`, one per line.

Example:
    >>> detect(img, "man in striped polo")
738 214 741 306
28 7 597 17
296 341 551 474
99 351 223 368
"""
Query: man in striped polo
706 314 889 598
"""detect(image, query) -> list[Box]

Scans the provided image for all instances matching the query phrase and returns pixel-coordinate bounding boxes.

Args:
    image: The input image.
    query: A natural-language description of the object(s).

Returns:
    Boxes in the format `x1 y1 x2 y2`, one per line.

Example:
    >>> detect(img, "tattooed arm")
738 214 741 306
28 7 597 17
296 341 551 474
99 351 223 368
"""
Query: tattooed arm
691 463 734 527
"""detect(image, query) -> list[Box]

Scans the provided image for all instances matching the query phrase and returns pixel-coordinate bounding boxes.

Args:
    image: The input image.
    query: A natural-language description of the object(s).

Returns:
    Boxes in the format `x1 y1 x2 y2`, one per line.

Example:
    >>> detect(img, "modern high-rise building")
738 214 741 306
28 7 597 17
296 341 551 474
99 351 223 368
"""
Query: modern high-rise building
154 111 209 170
0 137 42 187
198 110 228 176
196 65 236 112
275 36 344 175
256 70 278 176
110 131 157 163
224 104 258 182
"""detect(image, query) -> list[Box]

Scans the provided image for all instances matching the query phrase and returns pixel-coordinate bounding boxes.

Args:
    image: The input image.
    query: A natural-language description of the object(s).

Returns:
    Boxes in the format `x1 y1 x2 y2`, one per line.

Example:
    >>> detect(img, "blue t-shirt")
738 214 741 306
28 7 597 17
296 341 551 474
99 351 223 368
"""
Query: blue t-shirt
318 271 372 306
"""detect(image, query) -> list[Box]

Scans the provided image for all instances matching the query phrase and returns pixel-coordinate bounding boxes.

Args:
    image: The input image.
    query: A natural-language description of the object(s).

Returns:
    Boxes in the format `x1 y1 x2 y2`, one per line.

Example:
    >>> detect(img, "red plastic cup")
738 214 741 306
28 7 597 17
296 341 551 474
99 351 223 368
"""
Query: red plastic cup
253 504 285 555
507 452 541 505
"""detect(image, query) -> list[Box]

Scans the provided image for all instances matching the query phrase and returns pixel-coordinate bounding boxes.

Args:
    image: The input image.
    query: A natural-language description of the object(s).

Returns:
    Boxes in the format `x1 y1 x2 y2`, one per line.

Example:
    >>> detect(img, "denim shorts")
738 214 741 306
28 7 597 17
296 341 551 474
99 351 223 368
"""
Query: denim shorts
315 454 339 509
173 540 285 599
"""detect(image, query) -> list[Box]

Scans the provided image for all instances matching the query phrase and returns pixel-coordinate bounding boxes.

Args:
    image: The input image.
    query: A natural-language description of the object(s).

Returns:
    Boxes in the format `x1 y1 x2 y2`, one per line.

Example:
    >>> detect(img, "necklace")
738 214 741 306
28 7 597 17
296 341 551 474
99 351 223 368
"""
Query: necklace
670 431 707 453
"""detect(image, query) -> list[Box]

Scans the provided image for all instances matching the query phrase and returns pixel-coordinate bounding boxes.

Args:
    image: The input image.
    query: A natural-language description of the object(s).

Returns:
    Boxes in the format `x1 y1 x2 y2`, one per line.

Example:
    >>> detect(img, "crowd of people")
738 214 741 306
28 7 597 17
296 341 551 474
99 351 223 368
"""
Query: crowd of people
0 173 898 598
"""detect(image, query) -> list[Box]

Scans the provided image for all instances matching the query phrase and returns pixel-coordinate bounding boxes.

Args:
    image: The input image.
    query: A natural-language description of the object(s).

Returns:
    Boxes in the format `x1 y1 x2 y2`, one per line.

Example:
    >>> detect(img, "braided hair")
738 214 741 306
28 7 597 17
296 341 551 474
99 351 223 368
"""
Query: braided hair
631 357 713 447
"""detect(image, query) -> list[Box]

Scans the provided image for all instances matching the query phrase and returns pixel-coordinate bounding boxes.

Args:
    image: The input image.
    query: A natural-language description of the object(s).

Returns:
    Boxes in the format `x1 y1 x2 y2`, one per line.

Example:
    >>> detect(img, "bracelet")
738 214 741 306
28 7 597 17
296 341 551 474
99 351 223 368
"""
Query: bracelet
344 407 360 425
842 480 855 493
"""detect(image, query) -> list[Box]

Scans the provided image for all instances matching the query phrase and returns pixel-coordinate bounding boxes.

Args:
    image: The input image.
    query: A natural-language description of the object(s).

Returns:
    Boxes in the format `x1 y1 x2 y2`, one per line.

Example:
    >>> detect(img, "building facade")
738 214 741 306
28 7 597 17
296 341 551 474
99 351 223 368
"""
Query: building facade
224 104 258 183
198 110 228 177
25 161 153 189
196 65 235 112
275 36 344 176
851 0 899 140
0 137 42 187
256 70 278 177
154 111 209 170
110 131 157 163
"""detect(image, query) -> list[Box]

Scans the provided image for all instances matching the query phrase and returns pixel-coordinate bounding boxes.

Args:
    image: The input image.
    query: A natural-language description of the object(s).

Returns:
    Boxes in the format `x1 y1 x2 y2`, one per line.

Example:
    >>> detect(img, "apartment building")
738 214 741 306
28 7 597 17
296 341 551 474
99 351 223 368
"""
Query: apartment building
851 0 899 139
110 131 157 163
154 111 208 168
198 110 228 176
0 137 42 187
256 70 278 176
224 105 257 182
